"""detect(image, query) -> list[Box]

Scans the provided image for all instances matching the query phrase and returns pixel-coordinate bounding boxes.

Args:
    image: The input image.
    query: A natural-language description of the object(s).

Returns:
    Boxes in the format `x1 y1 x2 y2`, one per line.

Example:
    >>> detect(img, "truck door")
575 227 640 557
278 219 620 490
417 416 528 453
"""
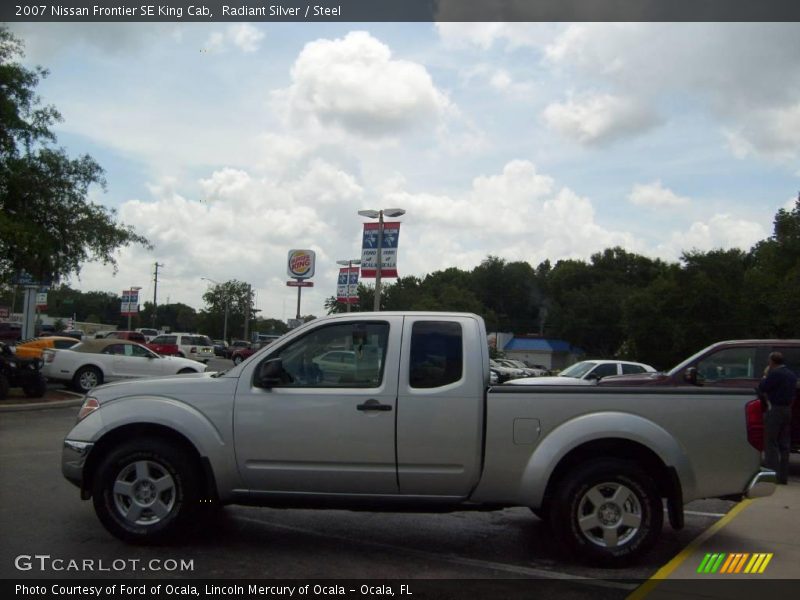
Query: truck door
233 317 401 494
396 316 486 497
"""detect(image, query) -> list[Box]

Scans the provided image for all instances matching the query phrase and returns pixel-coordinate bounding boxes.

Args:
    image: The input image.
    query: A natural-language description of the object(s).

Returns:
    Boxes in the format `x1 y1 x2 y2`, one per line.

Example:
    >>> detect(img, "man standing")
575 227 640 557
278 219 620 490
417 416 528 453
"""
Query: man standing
758 352 798 485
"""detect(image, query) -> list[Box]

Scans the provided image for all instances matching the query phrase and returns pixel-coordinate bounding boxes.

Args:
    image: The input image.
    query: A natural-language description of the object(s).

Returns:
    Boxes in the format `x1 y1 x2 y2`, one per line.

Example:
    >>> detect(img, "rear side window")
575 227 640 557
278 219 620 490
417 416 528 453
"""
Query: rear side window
409 321 463 389
54 339 77 349
775 347 800 377
622 363 646 374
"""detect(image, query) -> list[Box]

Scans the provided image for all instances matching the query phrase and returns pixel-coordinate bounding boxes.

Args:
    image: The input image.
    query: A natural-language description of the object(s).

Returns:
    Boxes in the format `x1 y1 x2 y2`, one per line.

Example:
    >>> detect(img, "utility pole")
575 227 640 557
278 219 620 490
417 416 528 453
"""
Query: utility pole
152 262 164 328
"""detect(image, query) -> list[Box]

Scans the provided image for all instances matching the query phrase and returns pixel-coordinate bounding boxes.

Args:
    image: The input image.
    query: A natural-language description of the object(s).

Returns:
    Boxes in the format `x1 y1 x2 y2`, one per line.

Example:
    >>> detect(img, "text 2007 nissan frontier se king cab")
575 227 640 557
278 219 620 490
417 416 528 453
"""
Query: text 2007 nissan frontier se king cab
62 312 776 566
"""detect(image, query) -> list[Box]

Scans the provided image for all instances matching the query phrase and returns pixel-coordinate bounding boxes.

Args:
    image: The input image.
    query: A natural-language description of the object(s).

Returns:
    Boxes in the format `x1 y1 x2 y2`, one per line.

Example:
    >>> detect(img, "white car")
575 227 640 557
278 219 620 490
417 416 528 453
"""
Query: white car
489 359 525 381
171 333 215 363
506 359 656 386
42 339 208 393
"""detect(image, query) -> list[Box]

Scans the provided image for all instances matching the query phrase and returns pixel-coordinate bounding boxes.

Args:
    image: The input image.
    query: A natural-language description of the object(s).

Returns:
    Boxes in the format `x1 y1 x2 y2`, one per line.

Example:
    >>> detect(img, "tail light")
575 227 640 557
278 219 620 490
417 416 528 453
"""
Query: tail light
190 346 197 353
745 399 764 451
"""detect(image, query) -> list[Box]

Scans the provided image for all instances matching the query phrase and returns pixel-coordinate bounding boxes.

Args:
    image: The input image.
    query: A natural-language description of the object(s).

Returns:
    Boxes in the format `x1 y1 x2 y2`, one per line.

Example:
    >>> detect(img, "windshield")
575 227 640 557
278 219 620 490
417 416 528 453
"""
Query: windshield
559 361 597 379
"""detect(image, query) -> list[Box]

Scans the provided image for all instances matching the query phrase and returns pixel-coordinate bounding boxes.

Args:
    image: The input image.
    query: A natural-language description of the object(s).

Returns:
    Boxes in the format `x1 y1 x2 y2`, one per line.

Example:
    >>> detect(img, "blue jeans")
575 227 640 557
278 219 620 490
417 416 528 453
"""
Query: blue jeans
764 406 792 484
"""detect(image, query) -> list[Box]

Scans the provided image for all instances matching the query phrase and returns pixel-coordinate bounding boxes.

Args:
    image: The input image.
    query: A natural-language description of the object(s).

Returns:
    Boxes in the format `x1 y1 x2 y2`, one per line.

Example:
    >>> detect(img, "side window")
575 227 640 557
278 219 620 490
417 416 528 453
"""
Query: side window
592 363 619 378
409 321 463 389
775 347 800 378
130 345 151 358
103 344 125 355
622 363 646 374
54 340 75 349
266 322 389 388
696 347 758 382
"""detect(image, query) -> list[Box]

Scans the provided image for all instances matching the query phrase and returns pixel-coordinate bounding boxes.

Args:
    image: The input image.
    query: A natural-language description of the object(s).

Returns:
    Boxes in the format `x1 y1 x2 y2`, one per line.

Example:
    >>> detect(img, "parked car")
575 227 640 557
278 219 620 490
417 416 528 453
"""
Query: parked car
497 358 547 377
0 342 47 399
42 339 208 393
231 343 257 365
13 336 81 359
212 340 229 357
506 359 656 386
61 330 86 341
489 359 524 382
136 328 160 342
61 312 774 566
599 339 800 451
0 322 22 343
105 330 147 344
145 334 181 357
171 333 215 363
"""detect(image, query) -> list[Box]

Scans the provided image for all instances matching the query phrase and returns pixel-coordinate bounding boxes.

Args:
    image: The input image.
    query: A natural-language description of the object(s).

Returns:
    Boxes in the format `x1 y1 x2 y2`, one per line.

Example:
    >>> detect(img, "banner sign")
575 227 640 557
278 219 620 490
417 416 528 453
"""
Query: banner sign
120 289 139 317
287 249 316 279
36 292 47 310
336 267 360 304
360 222 400 278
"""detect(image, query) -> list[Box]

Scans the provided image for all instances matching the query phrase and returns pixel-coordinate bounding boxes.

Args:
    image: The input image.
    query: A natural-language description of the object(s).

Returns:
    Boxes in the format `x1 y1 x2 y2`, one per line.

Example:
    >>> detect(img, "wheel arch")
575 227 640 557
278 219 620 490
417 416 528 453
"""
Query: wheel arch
520 412 695 516
82 423 219 505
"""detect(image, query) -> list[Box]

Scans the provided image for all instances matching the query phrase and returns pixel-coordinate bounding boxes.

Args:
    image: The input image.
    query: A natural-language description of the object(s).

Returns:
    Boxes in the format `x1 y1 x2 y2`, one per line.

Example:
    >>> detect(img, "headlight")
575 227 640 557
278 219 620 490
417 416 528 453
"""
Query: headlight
77 396 100 421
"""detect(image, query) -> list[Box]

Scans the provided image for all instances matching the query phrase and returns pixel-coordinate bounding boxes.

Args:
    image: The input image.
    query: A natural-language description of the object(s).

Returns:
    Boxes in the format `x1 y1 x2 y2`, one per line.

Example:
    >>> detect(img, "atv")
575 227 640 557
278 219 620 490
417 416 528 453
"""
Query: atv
0 342 48 400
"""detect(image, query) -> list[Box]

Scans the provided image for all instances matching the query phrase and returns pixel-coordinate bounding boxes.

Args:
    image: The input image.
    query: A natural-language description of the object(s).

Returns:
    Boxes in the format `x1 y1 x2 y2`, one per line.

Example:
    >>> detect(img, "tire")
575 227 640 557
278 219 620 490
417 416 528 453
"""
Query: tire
23 375 47 398
0 373 8 400
73 366 102 394
548 458 663 567
233 355 243 365
177 368 197 374
91 439 199 543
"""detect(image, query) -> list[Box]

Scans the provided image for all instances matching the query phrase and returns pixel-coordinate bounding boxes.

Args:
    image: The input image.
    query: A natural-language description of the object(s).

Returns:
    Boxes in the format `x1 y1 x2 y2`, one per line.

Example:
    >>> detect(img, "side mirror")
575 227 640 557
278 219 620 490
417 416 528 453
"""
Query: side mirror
586 372 600 381
684 367 699 385
257 358 285 388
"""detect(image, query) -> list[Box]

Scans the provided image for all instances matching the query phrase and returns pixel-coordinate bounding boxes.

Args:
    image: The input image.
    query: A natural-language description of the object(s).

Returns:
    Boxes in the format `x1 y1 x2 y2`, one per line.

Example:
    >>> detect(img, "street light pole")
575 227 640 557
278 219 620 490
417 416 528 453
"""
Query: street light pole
336 259 362 312
358 207 405 312
201 277 228 342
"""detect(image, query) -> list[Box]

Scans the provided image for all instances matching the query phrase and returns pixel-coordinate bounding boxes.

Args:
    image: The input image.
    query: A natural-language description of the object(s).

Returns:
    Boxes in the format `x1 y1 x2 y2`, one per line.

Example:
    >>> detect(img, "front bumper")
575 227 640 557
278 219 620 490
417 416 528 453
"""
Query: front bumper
62 440 94 490
744 468 777 499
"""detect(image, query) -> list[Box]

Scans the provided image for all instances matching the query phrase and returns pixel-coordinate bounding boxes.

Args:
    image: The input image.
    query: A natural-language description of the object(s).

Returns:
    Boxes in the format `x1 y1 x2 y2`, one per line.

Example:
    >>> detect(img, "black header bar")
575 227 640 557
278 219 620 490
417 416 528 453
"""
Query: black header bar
3 0 800 23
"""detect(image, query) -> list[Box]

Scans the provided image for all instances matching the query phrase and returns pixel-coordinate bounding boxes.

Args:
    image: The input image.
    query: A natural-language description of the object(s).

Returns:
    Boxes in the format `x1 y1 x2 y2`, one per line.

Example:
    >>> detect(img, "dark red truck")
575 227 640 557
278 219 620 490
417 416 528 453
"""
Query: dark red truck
600 339 800 451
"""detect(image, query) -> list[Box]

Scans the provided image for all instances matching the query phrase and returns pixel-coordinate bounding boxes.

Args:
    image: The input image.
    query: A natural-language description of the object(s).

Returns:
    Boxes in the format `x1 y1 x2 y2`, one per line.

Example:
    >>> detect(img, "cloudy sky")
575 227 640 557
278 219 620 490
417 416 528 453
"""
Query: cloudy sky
8 22 800 320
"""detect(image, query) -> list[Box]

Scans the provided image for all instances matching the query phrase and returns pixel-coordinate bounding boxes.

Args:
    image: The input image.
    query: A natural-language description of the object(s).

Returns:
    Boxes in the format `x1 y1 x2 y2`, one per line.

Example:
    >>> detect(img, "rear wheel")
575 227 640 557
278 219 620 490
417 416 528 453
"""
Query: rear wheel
91 439 199 543
548 458 662 567
73 366 102 393
177 368 197 374
233 355 243 365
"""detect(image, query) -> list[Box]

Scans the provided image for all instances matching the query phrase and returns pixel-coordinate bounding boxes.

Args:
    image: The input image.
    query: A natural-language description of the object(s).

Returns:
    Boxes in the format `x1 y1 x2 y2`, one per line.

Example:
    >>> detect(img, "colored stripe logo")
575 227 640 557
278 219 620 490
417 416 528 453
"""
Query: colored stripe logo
697 553 773 574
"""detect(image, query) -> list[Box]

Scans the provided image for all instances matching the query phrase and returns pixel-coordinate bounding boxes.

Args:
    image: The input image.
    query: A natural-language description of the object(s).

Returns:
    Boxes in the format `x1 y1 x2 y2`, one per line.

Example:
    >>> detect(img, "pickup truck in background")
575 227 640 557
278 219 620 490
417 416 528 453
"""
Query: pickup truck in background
600 339 800 452
61 313 776 566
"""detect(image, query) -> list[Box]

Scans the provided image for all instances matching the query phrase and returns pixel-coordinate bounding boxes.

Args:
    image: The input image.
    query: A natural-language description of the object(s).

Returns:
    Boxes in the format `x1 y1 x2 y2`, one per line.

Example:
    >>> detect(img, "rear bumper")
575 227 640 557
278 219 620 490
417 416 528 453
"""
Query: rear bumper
744 468 777 499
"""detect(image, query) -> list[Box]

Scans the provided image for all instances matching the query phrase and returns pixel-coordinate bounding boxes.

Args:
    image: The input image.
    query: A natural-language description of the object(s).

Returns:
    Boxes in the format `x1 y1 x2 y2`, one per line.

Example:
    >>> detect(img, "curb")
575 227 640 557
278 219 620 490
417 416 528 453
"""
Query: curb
0 391 84 413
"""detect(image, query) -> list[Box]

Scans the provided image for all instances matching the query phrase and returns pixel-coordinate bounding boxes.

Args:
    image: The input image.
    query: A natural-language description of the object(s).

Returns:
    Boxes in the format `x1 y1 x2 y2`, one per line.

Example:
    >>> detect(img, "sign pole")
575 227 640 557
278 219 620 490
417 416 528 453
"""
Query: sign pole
296 279 302 320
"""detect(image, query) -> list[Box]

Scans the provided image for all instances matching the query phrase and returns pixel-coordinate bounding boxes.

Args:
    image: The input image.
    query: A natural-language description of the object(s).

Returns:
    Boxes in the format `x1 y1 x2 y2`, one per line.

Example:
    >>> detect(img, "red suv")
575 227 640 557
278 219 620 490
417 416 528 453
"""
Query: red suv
600 339 800 451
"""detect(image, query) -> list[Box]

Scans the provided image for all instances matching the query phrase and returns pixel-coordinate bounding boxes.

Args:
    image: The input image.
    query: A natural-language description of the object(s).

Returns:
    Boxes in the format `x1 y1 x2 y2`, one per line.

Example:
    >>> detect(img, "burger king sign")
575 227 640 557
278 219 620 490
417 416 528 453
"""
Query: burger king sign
287 249 316 279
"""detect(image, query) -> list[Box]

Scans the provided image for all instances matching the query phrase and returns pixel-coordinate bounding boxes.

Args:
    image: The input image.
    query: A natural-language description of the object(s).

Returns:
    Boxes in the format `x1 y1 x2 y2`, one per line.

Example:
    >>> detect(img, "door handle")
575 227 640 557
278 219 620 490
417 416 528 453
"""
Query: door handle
357 399 393 412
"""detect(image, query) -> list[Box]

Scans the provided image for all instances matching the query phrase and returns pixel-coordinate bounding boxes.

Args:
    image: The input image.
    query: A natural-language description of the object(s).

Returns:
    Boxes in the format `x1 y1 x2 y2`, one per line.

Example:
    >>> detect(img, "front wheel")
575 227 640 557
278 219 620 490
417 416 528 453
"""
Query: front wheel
232 355 243 365
91 439 199 543
548 458 663 567
23 375 47 398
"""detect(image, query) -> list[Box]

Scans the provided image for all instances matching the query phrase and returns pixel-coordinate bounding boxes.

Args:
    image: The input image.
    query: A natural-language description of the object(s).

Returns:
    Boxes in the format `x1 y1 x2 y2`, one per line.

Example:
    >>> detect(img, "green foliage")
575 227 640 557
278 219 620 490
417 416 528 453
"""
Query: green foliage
0 26 150 284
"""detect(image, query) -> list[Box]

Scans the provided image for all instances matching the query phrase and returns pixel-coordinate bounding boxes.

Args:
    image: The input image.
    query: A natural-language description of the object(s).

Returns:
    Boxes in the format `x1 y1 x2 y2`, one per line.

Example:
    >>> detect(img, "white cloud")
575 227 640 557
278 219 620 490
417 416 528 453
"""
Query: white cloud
435 21 556 50
663 214 766 257
542 92 661 145
628 181 691 209
204 24 264 53
544 23 800 163
277 31 451 138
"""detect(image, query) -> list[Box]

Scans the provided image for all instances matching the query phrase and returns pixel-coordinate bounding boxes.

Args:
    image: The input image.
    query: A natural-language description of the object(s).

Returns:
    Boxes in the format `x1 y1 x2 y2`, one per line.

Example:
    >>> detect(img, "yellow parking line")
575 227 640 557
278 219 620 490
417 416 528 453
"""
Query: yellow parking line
627 499 752 600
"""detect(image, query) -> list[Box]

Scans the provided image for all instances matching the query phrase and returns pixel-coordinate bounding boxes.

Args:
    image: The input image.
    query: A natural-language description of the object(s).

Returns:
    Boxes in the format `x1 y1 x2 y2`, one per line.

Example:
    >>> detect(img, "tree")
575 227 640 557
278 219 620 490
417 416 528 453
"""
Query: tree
201 279 254 339
0 26 150 284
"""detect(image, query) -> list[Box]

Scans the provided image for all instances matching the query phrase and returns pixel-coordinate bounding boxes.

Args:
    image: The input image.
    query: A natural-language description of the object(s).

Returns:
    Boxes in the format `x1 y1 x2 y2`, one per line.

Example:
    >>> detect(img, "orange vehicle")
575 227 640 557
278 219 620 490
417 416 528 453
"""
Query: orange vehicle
14 336 80 359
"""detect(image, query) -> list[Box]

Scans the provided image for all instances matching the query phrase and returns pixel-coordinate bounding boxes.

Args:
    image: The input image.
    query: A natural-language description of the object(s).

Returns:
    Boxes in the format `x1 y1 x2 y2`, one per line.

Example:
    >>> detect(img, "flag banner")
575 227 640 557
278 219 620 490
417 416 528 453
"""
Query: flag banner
360 222 401 278
120 289 139 317
336 267 360 303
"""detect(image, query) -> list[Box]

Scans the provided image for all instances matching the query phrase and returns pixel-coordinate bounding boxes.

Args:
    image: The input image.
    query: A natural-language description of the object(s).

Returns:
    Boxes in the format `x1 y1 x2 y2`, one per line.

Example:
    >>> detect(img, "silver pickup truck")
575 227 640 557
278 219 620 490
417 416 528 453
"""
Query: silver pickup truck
62 312 776 566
